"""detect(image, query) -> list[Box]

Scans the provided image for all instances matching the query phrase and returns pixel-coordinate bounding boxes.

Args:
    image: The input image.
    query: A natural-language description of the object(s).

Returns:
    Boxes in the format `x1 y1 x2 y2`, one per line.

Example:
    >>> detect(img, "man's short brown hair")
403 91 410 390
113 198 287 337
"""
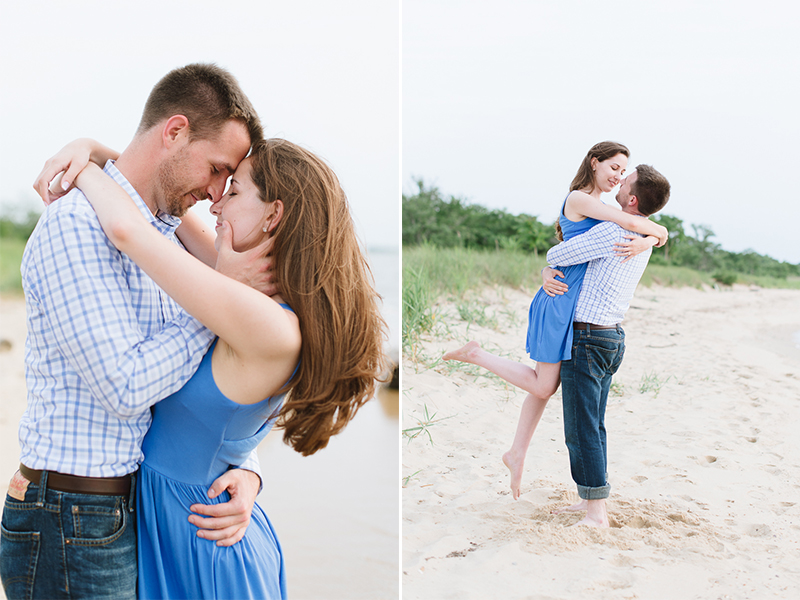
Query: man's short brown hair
632 164 670 216
138 63 263 146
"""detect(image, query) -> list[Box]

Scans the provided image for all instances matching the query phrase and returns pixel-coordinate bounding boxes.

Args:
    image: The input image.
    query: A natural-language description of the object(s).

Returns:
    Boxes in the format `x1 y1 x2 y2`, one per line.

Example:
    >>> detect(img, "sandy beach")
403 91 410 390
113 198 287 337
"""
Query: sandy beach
402 283 800 599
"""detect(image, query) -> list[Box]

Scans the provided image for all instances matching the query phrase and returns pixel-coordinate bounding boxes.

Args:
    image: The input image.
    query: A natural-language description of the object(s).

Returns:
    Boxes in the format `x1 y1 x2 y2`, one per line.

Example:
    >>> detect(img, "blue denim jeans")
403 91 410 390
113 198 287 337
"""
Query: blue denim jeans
560 326 625 500
0 470 137 600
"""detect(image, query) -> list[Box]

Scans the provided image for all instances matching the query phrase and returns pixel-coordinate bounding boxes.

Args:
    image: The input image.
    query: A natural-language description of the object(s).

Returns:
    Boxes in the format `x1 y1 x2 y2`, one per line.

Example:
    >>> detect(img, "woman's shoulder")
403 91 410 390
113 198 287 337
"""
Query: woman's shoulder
562 190 597 222
565 189 594 205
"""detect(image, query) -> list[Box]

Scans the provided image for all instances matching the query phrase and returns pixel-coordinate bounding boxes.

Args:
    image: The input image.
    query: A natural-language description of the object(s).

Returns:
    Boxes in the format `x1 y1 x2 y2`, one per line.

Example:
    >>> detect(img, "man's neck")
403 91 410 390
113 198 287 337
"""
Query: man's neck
621 206 646 218
114 138 160 216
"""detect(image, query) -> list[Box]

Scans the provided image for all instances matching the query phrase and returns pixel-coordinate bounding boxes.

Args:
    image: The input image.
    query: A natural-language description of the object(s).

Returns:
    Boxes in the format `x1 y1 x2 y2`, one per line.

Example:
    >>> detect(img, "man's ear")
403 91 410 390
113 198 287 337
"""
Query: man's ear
265 199 284 233
161 115 190 149
628 195 639 209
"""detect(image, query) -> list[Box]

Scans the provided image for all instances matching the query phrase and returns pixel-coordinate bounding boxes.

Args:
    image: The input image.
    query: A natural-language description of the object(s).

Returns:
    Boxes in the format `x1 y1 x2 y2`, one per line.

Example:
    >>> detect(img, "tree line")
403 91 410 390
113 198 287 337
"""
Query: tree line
403 179 799 280
0 209 39 241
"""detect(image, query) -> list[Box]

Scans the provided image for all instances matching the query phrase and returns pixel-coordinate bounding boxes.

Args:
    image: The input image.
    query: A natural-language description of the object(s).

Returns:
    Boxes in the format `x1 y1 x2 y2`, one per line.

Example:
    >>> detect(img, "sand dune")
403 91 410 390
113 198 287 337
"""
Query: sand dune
402 284 800 599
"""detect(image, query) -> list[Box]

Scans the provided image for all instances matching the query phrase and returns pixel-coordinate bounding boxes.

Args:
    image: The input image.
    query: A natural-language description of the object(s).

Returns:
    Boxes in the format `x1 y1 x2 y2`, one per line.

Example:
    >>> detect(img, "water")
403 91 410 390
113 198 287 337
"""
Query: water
256 247 399 599
368 247 401 361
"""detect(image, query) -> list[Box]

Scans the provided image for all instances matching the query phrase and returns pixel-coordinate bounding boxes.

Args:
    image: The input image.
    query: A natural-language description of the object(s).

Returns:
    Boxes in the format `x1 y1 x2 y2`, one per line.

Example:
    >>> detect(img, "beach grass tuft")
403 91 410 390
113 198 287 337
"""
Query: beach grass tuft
639 371 672 397
456 300 498 330
402 470 422 487
402 403 452 446
610 381 625 397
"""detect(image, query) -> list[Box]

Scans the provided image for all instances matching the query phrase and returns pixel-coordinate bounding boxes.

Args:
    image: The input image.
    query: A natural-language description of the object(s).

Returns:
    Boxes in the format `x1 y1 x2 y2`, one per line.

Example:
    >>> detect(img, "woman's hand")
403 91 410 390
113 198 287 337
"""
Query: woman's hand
33 138 120 205
541 267 568 297
215 221 280 296
614 235 658 262
653 223 669 247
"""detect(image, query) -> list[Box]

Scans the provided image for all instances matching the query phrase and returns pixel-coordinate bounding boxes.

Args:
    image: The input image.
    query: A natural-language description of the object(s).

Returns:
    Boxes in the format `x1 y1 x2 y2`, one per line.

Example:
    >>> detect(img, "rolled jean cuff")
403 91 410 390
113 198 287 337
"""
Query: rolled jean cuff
577 483 610 500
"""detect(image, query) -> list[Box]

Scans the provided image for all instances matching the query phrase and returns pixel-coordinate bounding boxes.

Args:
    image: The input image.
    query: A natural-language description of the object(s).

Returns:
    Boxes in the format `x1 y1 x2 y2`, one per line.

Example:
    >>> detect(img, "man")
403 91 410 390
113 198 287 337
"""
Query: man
543 164 671 528
0 64 267 599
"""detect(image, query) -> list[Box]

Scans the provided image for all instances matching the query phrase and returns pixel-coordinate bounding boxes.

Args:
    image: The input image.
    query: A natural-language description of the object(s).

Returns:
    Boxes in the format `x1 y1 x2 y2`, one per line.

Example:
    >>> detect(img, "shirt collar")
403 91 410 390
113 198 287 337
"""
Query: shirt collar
102 160 182 234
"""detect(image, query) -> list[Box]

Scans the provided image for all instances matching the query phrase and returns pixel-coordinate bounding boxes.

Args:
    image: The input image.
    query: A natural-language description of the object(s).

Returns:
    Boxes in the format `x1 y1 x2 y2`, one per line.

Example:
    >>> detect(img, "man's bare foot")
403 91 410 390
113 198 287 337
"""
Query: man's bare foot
560 499 608 527
502 451 524 500
442 341 481 363
569 514 609 528
552 499 588 514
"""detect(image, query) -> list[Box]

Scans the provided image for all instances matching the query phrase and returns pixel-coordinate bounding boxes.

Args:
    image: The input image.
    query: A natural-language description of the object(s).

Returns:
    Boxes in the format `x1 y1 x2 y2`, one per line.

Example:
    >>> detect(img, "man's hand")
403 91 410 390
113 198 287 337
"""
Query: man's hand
541 267 568 297
214 221 279 296
188 468 261 547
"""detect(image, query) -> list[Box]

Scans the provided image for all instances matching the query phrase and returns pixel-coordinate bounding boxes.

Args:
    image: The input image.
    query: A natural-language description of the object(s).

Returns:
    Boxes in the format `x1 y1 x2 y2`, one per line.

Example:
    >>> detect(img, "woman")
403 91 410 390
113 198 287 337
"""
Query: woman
41 138 387 599
442 142 667 500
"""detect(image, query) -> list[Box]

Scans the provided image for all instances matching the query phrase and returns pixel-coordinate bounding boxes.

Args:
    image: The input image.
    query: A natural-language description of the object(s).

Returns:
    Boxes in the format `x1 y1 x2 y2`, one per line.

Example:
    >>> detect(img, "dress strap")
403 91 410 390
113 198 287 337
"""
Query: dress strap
560 192 571 217
279 303 295 314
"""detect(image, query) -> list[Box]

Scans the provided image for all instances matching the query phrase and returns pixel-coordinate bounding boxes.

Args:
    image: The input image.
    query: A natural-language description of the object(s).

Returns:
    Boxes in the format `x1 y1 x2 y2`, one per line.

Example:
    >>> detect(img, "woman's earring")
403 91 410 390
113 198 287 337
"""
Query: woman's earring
262 226 268 233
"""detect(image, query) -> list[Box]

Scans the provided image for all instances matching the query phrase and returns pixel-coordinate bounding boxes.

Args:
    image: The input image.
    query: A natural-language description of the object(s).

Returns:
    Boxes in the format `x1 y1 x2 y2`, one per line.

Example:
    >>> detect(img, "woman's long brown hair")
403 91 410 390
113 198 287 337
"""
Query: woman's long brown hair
250 138 388 456
555 141 630 241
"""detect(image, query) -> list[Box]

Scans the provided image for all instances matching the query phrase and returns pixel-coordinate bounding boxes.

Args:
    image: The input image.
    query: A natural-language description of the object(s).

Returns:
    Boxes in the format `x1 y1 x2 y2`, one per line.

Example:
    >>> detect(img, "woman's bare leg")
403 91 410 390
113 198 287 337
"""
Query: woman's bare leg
444 343 562 499
443 341 560 399
498 362 561 499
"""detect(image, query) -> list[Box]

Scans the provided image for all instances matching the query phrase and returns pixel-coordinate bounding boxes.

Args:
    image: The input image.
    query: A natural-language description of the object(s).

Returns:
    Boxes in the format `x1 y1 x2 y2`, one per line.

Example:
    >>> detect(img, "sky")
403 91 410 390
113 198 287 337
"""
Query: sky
0 0 400 251
403 0 800 264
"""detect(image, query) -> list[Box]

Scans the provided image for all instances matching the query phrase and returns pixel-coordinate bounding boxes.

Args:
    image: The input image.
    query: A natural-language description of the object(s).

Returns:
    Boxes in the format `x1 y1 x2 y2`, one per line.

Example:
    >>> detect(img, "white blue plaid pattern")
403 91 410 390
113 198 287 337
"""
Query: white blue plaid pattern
546 221 651 326
18 162 216 477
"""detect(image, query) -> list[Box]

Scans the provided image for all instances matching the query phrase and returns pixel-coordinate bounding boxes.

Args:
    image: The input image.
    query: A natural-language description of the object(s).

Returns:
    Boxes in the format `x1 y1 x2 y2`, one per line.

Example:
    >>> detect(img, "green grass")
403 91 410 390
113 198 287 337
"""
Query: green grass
456 300 498 330
402 403 453 446
638 371 673 398
403 245 549 300
734 274 800 289
0 237 26 294
402 470 422 487
402 245 800 353
641 263 800 290
638 264 711 288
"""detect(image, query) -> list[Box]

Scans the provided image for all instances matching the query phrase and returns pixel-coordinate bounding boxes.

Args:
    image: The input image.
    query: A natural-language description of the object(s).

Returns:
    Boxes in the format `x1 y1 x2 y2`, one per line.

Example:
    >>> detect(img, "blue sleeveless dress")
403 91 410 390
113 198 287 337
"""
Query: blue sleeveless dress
136 333 295 599
525 198 601 362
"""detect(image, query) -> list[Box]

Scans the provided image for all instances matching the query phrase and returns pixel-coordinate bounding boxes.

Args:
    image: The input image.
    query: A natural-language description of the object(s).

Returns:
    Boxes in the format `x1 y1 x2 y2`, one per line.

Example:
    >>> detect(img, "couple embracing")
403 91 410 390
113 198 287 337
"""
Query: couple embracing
0 64 386 599
445 141 671 527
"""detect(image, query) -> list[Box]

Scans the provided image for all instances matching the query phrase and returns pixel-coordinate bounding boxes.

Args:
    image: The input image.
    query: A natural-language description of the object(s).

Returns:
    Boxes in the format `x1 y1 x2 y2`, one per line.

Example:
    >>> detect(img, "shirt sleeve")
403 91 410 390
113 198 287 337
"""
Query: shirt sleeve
27 206 215 420
546 222 626 267
236 451 263 492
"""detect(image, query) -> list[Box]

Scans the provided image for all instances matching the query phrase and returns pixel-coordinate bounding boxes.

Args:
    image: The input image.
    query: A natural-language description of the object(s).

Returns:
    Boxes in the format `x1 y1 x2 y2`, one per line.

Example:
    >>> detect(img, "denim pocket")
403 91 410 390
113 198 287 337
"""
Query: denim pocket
65 500 127 546
0 522 41 600
584 340 623 379
64 501 137 599
70 503 122 541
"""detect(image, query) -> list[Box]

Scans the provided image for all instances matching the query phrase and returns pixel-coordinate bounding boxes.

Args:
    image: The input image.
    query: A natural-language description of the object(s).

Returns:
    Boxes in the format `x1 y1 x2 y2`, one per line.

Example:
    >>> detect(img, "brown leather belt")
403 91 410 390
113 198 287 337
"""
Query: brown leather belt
573 322 618 331
19 464 131 496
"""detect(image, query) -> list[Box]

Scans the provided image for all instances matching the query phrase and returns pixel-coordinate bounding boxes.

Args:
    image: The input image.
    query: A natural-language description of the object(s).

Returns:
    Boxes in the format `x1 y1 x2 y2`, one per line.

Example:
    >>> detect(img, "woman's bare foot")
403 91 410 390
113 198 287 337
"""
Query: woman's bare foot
442 341 481 363
502 451 524 500
552 499 588 514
